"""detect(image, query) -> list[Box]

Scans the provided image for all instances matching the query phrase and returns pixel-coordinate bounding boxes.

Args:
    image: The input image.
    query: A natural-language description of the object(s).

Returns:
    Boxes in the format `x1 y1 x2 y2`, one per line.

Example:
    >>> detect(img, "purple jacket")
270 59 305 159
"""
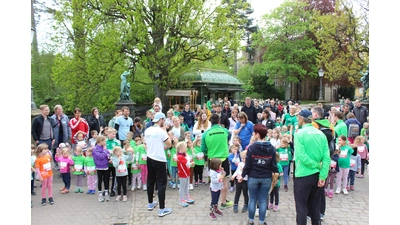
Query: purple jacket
92 144 110 169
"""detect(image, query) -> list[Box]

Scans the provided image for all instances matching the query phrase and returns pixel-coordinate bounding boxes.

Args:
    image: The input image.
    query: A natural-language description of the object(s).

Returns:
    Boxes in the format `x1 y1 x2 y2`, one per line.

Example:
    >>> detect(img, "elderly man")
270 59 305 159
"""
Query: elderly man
352 99 369 126
241 97 258 124
293 109 330 225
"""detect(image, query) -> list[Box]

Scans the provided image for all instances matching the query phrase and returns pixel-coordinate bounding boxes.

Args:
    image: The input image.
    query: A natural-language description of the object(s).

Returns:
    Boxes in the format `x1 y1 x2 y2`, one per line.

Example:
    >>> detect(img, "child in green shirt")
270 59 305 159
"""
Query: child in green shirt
72 146 86 193
84 147 96 194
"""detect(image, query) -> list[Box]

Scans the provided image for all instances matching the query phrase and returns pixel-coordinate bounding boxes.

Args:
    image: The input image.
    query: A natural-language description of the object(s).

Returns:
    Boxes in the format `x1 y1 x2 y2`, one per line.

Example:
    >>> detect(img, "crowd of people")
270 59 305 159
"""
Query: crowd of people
31 96 369 224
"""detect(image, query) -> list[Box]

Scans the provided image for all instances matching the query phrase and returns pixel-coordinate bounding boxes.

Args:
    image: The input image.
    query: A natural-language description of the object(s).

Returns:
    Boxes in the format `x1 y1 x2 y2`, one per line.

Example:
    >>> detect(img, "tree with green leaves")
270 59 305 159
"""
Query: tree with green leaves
312 0 368 86
252 0 319 100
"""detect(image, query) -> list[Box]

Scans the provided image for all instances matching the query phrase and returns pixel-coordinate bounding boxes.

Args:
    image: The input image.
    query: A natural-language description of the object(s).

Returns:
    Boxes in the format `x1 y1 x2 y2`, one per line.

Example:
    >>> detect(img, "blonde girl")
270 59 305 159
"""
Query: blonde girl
335 135 354 195
186 139 196 190
35 143 55 206
270 127 281 149
352 136 369 178
153 97 163 111
111 146 133 201
84 147 97 194
72 146 86 193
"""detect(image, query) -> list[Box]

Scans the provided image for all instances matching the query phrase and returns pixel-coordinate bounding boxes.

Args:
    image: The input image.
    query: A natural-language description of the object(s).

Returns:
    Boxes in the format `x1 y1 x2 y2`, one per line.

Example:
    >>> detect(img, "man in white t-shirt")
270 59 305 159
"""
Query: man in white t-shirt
145 112 173 217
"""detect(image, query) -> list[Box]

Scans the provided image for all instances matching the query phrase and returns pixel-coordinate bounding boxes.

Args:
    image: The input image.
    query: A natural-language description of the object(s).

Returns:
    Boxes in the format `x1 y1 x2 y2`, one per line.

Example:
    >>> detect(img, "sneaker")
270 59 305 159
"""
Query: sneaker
189 184 194 190
143 184 147 191
194 182 198 187
284 185 288 192
131 186 135 191
255 208 259 217
87 190 91 194
346 186 350 191
241 205 248 213
41 198 46 206
168 181 173 187
185 198 195 204
90 190 95 194
342 188 348 195
328 191 333 198
324 189 328 196
177 183 181 189
335 188 341 194
60 187 66 191
115 195 121 202
220 200 233 209
229 187 234 193
61 189 69 194
273 205 279 212
110 191 116 197
158 207 172 217
214 206 223 216
75 187 80 193
247 221 254 225
98 193 105 202
268 203 273 209
320 214 324 221
350 185 355 191
104 192 110 201
137 184 141 190
233 204 238 213
200 180 206 185
48 197 54 205
360 174 364 178
148 201 158 210
209 211 217 220
79 187 84 193
122 195 128 202
179 200 189 207
172 183 176 189
31 191 36 196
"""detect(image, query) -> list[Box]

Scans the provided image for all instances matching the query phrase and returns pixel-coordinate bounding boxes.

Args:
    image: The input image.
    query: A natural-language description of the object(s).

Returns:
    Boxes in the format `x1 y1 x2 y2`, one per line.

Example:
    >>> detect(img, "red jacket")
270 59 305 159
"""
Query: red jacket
69 118 89 144
177 152 190 178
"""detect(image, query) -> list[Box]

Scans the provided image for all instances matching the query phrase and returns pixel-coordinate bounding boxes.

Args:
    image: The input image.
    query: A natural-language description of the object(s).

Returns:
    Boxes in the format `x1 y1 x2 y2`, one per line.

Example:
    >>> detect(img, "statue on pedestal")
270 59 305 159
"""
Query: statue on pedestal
119 71 132 101
360 66 369 100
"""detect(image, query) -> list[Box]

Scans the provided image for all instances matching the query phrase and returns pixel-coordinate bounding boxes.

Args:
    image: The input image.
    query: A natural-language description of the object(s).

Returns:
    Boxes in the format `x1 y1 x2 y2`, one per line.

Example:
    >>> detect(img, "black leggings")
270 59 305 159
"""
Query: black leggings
116 176 127 195
269 186 280 205
361 159 367 175
194 165 204 182
97 169 110 192
109 166 116 191
234 179 248 205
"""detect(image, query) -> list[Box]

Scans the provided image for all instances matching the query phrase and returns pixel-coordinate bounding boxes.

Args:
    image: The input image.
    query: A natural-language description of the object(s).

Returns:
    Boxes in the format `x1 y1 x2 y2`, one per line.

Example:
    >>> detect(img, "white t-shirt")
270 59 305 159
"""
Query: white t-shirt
270 138 280 149
145 126 169 162
171 126 181 140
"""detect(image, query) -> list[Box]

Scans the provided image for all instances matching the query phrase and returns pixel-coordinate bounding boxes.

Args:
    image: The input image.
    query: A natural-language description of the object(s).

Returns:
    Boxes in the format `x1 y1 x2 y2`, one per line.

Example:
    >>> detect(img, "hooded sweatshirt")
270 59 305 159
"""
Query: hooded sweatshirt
241 141 278 179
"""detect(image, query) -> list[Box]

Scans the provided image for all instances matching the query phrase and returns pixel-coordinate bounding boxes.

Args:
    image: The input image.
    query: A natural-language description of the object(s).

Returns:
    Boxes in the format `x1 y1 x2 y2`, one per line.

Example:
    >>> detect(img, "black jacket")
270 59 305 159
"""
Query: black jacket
31 115 57 142
218 113 230 129
87 115 106 134
242 141 278 179
241 105 258 124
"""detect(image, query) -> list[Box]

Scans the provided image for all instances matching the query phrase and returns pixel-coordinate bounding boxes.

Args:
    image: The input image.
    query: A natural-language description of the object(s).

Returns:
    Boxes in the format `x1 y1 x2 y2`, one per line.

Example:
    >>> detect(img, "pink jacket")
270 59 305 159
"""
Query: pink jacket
55 156 74 173
356 144 368 159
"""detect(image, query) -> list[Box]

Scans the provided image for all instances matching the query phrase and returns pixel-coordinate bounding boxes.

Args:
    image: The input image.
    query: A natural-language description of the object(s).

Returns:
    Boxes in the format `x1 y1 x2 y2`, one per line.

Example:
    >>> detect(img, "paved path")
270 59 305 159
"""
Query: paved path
31 165 369 225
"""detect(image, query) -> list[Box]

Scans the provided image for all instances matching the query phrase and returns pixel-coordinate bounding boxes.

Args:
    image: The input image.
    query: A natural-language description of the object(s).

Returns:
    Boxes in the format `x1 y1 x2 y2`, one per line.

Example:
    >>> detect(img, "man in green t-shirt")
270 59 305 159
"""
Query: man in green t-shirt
293 109 330 225
201 114 233 210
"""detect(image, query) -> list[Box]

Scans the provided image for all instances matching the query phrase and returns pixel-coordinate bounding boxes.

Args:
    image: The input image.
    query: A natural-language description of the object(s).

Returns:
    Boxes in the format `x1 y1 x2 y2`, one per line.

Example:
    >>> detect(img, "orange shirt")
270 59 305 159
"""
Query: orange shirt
35 155 53 179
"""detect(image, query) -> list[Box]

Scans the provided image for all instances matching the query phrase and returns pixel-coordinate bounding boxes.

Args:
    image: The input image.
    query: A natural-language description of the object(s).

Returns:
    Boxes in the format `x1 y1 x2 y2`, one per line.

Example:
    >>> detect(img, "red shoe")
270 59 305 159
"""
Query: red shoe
328 191 333 198
60 187 66 191
346 186 350 191
350 185 355 191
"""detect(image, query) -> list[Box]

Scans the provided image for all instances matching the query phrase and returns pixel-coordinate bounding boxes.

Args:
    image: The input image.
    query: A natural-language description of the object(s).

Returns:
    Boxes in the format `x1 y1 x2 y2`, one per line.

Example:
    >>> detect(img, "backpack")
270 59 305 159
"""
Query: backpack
348 123 359 138
316 123 335 156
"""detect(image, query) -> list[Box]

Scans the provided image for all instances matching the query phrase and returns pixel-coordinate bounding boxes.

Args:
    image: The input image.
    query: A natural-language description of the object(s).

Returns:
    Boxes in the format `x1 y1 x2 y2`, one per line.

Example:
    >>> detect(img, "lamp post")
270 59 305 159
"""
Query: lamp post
31 28 37 110
318 68 324 101
193 90 198 110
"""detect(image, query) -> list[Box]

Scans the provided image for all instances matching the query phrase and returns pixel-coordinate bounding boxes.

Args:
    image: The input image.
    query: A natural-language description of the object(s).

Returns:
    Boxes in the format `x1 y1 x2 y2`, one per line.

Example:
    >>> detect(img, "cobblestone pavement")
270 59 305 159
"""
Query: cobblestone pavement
31 165 369 225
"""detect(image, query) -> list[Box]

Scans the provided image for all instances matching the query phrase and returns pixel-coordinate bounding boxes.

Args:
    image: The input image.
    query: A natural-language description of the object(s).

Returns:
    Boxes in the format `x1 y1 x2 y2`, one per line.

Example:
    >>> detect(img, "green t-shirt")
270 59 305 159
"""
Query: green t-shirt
135 144 147 165
337 145 354 168
72 155 86 175
130 151 141 174
360 128 367 136
180 123 189 132
277 147 292 166
130 140 137 148
283 113 298 127
170 147 178 167
275 163 283 187
84 156 96 176
193 146 205 166
334 120 348 143
106 138 120 167
186 147 195 168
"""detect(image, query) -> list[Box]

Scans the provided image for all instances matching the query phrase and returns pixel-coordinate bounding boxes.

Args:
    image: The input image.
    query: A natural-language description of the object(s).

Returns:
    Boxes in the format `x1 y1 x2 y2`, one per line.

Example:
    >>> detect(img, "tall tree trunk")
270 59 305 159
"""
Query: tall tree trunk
31 0 38 53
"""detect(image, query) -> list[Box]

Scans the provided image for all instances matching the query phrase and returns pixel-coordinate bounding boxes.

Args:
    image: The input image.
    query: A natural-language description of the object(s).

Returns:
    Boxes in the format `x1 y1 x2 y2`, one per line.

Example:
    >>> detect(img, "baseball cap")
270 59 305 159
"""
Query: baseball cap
153 112 166 122
295 109 312 119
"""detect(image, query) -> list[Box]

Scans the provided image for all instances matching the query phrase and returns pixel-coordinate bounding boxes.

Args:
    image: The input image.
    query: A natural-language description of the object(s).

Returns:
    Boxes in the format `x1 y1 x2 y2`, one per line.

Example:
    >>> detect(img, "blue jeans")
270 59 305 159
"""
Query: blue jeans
247 177 272 223
171 166 178 183
282 165 289 185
